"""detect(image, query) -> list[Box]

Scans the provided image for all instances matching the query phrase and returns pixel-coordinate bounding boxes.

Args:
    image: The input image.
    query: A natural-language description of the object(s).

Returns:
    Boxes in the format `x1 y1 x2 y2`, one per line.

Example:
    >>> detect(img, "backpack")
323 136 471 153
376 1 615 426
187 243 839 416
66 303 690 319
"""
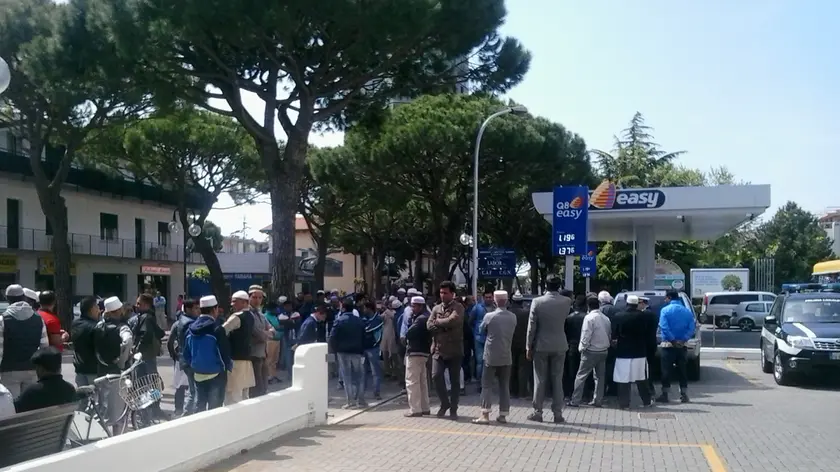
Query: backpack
94 321 122 367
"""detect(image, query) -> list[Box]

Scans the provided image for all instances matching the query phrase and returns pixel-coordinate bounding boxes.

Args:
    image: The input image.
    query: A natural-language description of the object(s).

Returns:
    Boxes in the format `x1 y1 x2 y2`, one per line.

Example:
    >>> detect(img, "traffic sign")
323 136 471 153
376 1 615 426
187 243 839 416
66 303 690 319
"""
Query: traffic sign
478 248 516 278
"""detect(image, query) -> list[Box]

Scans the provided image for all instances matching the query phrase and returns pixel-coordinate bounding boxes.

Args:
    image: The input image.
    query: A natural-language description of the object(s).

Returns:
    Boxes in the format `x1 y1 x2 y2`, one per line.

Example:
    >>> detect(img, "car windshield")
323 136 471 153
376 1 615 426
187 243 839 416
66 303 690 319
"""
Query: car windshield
615 296 670 315
783 298 840 323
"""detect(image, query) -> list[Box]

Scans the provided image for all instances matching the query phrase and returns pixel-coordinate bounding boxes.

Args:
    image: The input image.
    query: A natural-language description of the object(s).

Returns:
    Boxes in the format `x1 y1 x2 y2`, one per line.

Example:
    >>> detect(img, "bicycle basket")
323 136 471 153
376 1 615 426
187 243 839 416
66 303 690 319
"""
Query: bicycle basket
118 373 165 411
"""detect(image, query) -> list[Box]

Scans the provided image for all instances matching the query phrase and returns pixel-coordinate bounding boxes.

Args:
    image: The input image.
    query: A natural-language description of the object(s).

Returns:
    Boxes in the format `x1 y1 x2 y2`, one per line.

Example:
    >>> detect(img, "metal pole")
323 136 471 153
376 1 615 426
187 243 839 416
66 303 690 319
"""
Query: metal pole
631 226 637 291
183 227 188 298
472 108 513 297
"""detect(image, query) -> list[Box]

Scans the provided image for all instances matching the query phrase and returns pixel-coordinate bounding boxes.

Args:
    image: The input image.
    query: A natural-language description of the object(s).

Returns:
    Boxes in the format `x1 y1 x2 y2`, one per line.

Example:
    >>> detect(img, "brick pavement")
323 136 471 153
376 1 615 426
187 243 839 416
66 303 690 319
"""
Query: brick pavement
205 359 840 472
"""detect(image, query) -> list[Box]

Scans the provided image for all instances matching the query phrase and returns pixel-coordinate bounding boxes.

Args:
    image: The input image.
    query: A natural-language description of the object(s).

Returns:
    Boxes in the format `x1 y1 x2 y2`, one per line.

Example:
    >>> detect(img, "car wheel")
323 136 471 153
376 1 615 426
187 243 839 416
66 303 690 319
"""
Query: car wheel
739 318 755 332
687 357 701 381
715 316 731 329
760 341 773 373
773 349 793 386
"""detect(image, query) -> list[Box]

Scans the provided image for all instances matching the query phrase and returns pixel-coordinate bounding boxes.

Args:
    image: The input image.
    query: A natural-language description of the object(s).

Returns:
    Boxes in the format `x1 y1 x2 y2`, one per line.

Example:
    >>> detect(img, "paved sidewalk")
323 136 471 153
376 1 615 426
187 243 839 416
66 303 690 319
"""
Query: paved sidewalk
205 359 840 472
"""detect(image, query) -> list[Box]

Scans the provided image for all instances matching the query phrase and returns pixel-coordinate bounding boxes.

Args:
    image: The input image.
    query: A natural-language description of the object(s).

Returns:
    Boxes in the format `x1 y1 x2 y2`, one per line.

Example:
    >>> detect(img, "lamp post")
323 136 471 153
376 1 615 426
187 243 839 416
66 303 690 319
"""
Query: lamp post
170 210 206 298
0 57 11 95
471 105 528 297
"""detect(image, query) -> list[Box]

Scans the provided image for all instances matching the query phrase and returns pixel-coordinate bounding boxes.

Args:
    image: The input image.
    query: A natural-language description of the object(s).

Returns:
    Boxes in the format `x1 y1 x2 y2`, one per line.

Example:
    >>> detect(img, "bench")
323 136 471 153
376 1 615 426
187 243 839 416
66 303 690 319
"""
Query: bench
0 402 77 468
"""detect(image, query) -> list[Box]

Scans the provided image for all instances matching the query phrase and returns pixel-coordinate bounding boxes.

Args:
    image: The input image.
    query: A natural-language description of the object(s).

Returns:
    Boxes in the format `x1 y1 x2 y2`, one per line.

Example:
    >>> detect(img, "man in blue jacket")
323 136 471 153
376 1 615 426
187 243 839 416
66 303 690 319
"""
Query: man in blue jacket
329 299 366 409
470 290 493 392
184 295 232 412
657 290 695 404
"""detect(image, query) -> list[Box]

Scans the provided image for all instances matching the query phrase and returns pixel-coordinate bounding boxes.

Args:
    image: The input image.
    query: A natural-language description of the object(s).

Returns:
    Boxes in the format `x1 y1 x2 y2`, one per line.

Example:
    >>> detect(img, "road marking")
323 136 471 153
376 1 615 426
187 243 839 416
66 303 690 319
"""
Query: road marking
359 426 727 471
725 360 766 387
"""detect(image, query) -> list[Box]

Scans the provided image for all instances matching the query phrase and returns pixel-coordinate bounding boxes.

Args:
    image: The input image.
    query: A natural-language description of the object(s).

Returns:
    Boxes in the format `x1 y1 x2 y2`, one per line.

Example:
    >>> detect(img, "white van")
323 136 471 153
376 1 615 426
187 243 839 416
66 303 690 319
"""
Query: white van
700 291 777 327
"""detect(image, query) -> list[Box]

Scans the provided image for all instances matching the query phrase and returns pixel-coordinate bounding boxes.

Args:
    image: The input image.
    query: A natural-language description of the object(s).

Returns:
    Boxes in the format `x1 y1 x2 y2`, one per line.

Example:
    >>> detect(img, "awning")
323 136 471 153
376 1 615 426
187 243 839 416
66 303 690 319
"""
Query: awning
813 260 840 276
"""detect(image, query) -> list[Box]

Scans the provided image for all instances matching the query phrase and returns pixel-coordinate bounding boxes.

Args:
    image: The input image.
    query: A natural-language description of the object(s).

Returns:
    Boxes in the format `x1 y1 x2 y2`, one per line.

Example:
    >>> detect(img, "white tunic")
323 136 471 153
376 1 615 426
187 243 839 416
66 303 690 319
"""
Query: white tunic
613 358 649 383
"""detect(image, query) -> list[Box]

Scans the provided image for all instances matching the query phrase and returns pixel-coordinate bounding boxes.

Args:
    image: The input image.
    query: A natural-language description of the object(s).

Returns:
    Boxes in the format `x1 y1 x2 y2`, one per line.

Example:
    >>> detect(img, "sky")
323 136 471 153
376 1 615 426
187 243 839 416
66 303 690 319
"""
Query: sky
209 0 840 240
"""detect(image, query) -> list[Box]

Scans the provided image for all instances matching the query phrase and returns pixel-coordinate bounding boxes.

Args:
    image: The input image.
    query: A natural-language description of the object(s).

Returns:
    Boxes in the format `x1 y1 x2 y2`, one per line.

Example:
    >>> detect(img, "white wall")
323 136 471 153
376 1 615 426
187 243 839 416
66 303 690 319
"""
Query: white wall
0 343 330 472
824 222 840 258
0 178 180 245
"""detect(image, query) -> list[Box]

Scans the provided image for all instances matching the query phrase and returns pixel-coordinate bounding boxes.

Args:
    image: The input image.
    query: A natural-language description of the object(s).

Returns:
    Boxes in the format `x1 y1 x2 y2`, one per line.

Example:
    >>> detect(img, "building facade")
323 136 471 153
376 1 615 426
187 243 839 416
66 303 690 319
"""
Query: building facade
819 209 840 257
0 133 208 314
220 235 269 254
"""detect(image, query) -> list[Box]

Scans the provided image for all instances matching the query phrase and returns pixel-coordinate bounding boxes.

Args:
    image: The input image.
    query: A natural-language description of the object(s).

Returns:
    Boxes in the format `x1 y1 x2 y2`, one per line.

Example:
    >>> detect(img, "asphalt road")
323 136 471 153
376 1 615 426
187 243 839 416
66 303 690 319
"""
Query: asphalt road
700 325 761 349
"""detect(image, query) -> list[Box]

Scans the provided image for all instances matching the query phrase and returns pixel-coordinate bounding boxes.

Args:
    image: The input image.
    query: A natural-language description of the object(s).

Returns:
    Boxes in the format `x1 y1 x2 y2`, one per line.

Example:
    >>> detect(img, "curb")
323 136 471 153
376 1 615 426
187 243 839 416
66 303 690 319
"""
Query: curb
329 391 405 425
701 347 761 361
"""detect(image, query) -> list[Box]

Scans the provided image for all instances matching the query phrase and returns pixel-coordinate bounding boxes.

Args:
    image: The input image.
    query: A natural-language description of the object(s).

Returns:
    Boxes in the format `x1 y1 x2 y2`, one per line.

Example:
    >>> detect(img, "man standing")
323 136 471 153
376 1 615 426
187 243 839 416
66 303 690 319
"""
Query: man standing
133 293 165 376
361 301 384 400
184 295 232 412
569 296 611 407
612 295 653 409
657 290 695 404
0 284 48 397
248 285 273 398
473 290 517 425
36 291 67 350
168 299 199 417
153 290 167 330
563 295 587 400
223 291 255 404
638 297 659 397
526 275 571 423
470 290 493 393
509 297 531 399
329 298 366 409
427 281 464 420
403 296 431 417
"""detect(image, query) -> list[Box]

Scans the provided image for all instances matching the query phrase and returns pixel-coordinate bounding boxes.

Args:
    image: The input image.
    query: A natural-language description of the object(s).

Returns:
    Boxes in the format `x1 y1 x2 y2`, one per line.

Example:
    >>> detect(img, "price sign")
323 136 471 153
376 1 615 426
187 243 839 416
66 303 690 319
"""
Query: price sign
552 186 589 256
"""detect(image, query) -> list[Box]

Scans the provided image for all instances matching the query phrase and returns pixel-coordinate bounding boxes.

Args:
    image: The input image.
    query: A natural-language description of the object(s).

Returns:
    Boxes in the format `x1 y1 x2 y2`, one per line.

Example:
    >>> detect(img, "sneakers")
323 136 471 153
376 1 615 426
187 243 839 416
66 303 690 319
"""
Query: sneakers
680 392 690 403
527 412 543 423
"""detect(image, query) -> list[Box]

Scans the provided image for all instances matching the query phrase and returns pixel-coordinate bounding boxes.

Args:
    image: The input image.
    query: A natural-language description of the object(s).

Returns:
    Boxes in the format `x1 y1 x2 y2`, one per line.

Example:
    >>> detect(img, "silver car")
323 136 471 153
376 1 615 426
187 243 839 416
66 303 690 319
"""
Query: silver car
728 301 772 331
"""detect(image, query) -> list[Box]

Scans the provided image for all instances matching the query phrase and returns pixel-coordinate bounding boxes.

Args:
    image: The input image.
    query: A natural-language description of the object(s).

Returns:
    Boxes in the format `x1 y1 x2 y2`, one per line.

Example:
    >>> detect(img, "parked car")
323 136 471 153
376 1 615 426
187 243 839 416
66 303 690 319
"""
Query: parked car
728 301 772 331
614 290 702 381
760 291 840 385
699 291 777 326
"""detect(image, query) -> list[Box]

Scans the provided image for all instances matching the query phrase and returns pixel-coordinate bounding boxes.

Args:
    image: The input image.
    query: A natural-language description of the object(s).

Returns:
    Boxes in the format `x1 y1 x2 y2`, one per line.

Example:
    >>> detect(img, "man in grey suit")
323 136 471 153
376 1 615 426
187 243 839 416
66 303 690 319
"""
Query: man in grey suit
526 274 572 423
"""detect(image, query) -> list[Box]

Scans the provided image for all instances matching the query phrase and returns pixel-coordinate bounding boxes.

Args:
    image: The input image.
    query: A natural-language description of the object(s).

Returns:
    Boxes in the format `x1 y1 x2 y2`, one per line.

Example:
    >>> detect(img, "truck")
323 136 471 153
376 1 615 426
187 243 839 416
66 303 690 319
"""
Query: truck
689 268 750 299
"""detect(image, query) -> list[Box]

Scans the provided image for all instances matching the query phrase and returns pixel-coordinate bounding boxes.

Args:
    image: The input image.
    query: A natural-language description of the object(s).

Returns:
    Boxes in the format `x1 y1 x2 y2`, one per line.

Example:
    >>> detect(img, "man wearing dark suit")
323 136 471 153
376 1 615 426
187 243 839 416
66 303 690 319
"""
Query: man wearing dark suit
525 275 572 424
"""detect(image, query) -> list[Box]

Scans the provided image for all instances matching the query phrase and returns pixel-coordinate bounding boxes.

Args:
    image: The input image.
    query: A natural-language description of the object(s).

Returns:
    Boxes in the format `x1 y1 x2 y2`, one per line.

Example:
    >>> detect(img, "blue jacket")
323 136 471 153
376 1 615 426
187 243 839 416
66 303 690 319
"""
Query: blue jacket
183 315 233 375
363 313 384 350
471 304 488 344
659 300 696 343
297 315 319 346
329 312 365 354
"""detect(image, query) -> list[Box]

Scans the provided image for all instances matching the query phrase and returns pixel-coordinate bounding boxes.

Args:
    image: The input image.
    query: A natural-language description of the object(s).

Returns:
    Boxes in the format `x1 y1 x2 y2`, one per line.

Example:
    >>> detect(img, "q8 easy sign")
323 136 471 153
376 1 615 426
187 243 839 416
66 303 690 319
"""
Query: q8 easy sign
552 186 589 256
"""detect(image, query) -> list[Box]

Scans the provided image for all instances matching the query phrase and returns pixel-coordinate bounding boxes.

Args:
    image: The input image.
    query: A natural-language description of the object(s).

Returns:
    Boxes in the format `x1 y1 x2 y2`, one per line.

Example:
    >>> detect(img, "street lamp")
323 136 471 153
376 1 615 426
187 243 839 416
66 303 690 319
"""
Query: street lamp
459 233 474 292
170 210 206 297
471 105 528 297
0 57 11 94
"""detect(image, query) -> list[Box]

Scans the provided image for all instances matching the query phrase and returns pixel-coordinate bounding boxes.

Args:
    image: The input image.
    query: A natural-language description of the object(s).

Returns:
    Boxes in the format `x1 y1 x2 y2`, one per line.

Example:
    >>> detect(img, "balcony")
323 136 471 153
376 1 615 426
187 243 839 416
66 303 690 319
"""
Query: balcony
0 226 204 264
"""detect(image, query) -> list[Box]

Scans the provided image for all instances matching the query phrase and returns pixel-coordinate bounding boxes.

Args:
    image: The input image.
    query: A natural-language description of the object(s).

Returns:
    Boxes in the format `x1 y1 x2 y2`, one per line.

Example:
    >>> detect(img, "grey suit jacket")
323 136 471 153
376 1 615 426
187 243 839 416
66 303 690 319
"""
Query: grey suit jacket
526 291 572 354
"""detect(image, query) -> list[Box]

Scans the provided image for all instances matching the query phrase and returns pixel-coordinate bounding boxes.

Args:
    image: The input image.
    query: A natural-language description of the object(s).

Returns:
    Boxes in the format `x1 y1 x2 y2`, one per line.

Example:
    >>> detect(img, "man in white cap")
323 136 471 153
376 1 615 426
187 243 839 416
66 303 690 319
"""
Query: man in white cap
23 288 39 309
183 295 232 412
473 290 517 425
95 296 133 433
612 295 653 409
569 296 611 408
403 295 432 417
0 284 48 396
222 290 255 404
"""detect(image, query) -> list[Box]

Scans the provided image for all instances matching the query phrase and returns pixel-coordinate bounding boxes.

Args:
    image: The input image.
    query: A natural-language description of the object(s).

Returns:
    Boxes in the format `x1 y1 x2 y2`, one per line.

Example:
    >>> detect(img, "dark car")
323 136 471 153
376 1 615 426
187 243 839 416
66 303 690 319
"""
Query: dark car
760 291 840 385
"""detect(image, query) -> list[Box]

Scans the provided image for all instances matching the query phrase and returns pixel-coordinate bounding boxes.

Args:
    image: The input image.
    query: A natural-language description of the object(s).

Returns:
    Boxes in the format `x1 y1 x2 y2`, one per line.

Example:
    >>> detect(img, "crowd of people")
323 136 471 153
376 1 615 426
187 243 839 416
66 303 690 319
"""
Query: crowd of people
0 275 698 429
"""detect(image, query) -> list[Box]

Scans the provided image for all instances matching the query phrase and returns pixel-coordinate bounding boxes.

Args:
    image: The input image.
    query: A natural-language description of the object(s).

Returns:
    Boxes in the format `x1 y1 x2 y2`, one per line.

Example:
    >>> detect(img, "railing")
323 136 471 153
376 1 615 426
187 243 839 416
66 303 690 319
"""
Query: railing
0 226 204 263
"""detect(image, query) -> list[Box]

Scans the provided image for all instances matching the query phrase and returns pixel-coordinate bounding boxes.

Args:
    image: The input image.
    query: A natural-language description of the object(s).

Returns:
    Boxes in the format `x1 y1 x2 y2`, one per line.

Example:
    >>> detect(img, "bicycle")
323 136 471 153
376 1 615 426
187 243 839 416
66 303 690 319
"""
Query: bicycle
67 353 164 446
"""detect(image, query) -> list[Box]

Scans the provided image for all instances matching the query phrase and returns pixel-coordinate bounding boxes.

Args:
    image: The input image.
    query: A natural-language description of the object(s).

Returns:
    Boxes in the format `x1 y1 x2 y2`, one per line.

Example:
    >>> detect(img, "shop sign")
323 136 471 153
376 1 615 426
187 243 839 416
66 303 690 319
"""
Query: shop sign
0 253 16 273
142 265 171 275
38 257 77 276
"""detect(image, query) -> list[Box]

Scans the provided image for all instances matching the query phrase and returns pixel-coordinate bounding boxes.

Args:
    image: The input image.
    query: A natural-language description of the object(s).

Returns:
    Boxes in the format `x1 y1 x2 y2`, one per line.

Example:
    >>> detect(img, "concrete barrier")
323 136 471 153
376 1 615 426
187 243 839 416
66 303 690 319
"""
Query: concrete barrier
2 343 329 472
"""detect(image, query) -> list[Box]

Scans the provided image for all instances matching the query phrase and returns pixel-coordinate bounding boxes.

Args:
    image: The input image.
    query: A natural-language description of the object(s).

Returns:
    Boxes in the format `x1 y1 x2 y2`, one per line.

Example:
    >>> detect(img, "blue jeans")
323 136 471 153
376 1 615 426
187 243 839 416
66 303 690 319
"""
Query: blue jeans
362 347 383 396
176 368 197 415
474 342 485 382
337 353 364 405
195 372 227 412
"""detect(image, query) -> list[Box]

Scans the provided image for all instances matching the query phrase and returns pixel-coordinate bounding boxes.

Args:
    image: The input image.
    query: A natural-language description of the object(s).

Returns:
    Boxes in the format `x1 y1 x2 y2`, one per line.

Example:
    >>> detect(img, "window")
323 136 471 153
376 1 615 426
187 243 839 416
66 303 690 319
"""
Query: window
745 303 765 312
710 294 759 305
157 222 170 246
760 294 777 302
100 213 118 241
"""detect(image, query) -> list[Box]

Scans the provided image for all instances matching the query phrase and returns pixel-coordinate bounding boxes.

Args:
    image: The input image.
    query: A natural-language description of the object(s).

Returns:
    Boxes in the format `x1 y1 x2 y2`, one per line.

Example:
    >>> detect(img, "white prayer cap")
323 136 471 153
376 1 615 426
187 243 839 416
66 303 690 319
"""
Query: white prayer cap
103 296 123 313
407 288 419 295
4 284 23 297
388 295 397 301
493 290 509 298
23 288 38 301
598 291 613 303
277 296 288 303
410 296 425 305
248 284 264 294
200 295 218 308
231 290 249 301
391 299 402 309
626 295 640 305
330 288 339 294
397 288 406 294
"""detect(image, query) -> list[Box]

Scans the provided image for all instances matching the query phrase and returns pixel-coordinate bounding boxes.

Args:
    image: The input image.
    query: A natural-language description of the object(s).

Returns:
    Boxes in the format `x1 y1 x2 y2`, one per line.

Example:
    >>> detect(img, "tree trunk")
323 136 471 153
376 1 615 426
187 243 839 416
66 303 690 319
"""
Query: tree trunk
268 138 306 299
42 194 73 330
529 258 539 294
312 221 332 293
413 251 424 293
433 243 455 293
192 236 230 313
